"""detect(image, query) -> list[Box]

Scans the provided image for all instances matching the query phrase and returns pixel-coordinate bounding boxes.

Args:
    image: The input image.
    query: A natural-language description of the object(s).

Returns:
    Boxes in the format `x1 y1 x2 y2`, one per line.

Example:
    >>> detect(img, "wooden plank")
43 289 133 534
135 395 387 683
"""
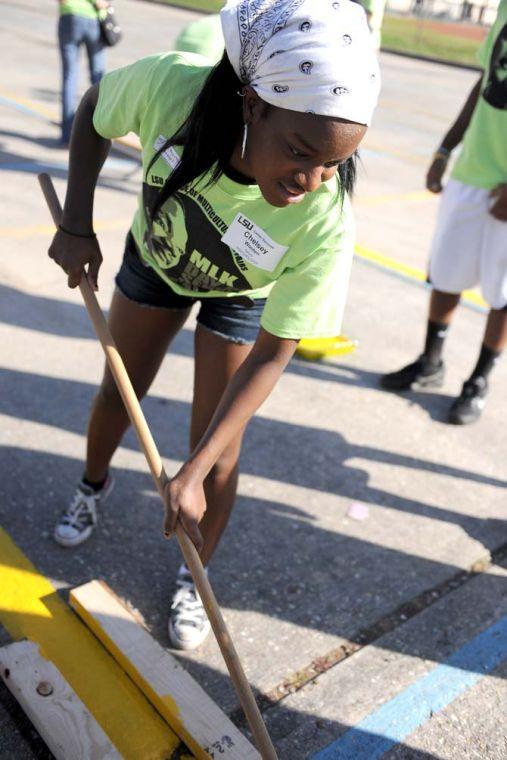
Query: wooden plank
0 641 121 760
0 527 184 760
70 580 260 760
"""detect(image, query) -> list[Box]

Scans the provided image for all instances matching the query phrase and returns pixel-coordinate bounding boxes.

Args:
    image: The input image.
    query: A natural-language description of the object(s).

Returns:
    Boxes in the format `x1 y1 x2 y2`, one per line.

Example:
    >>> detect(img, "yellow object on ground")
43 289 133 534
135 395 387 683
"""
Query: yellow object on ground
70 580 259 760
0 528 184 759
296 335 358 361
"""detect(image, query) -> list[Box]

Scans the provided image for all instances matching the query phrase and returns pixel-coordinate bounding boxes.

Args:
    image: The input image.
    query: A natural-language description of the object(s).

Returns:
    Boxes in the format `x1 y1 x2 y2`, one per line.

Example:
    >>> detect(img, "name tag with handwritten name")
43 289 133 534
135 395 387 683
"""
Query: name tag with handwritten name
222 214 288 272
154 135 181 170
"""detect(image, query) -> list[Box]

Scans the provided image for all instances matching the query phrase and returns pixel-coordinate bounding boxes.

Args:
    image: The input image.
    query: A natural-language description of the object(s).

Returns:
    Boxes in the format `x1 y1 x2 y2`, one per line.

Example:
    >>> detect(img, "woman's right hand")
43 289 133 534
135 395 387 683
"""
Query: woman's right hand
426 157 447 194
48 227 103 290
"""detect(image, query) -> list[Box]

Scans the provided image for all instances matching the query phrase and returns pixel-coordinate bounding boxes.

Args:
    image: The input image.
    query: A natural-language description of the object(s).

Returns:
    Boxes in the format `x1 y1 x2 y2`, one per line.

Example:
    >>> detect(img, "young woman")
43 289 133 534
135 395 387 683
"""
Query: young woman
49 0 380 649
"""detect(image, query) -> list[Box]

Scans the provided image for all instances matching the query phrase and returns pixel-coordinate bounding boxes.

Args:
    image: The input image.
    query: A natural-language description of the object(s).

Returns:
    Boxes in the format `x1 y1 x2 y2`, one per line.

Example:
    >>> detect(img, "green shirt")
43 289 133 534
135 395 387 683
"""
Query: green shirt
175 14 224 64
451 0 507 189
93 53 355 339
356 0 386 47
59 1 99 20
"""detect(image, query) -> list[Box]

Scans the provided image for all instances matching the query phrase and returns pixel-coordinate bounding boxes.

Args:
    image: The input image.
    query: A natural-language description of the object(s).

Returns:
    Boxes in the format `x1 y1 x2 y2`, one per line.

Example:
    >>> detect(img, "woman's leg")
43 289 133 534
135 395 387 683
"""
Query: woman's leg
190 325 253 567
85 288 191 481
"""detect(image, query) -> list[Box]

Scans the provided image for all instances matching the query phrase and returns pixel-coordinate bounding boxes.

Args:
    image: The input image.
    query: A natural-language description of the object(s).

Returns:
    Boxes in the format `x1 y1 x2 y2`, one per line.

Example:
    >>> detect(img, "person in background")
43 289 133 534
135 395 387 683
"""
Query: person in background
380 0 507 425
58 0 109 146
174 13 224 64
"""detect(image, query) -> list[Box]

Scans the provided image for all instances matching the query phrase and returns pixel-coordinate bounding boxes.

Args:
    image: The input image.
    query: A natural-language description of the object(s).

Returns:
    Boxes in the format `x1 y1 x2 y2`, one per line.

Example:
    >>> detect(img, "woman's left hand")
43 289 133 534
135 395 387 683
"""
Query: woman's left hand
163 469 206 552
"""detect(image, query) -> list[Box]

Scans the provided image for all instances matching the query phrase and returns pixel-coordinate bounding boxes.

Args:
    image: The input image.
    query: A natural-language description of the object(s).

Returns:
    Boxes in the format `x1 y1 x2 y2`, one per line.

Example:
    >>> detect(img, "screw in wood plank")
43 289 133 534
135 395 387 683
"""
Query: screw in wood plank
36 681 53 697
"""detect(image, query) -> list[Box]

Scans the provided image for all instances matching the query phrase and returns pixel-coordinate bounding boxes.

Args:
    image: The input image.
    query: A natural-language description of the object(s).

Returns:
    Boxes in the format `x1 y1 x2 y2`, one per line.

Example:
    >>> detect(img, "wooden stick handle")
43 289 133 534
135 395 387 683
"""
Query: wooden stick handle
38 174 278 760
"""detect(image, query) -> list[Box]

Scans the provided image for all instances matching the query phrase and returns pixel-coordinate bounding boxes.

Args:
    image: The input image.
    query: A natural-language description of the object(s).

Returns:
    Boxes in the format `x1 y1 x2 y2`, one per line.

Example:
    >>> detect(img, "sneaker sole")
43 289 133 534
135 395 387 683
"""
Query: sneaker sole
167 619 211 651
54 526 94 548
53 476 115 548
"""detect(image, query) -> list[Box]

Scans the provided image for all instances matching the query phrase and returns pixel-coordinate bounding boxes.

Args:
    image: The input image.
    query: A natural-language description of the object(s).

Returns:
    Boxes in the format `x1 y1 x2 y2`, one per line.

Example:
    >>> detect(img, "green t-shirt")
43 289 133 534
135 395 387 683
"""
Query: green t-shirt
175 15 224 64
356 0 386 47
451 0 507 189
93 53 355 339
59 1 99 20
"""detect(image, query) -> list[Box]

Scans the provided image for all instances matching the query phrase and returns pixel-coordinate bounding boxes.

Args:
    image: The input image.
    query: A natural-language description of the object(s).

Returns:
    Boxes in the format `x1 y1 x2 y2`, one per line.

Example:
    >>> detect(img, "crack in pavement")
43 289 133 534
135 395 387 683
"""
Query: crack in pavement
230 543 507 728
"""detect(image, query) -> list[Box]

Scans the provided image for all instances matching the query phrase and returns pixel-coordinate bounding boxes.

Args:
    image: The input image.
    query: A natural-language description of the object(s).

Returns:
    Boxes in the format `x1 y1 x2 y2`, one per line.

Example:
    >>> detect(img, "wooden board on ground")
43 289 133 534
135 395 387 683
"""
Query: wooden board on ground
0 528 183 759
70 580 260 760
0 640 121 760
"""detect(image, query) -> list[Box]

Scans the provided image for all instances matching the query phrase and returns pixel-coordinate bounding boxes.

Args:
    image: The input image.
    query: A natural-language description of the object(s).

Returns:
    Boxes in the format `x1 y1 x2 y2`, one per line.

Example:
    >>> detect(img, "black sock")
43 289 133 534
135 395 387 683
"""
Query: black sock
82 473 108 492
469 344 501 383
423 320 449 367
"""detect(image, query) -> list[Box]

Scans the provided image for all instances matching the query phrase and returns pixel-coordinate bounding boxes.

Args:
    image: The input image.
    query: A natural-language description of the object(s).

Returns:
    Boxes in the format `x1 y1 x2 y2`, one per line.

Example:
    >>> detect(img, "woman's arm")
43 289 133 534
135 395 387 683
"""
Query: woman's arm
48 84 111 288
164 328 298 549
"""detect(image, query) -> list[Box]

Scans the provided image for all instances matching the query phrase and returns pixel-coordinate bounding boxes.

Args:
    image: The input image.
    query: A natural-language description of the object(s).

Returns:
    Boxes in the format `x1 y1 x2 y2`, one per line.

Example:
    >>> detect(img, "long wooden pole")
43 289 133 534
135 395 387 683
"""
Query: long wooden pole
38 173 278 760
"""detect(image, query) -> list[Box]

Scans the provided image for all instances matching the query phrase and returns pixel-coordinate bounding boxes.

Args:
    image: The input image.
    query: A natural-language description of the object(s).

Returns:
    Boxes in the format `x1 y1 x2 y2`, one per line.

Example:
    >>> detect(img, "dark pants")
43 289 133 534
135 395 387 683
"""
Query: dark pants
58 13 105 143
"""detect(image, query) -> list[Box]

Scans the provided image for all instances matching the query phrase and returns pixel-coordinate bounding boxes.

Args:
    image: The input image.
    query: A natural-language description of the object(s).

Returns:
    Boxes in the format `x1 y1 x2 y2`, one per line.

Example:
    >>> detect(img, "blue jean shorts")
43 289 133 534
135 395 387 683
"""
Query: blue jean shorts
115 234 266 345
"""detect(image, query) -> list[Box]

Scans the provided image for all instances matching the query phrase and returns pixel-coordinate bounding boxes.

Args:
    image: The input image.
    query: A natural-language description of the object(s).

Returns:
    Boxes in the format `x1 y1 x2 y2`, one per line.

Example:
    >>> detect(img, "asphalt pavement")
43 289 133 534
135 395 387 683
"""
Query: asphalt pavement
0 1 506 758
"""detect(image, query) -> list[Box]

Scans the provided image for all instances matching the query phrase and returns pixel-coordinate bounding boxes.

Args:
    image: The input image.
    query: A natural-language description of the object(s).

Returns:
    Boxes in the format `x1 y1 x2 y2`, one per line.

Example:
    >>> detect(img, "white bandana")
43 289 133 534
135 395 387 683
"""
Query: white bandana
220 0 380 125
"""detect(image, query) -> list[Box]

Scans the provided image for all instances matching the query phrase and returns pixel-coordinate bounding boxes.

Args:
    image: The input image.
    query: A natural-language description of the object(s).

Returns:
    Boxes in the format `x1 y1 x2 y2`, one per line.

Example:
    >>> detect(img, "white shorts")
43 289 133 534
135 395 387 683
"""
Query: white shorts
429 178 507 309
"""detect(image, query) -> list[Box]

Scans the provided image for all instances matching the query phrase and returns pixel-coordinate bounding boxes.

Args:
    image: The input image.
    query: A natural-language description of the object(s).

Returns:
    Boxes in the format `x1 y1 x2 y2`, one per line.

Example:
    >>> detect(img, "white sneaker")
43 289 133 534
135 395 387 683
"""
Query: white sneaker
54 475 114 547
168 567 211 650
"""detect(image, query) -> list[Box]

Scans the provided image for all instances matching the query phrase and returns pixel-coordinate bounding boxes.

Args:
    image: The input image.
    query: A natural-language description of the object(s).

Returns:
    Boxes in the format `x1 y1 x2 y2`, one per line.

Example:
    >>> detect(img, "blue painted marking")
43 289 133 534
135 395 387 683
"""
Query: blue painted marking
312 615 507 759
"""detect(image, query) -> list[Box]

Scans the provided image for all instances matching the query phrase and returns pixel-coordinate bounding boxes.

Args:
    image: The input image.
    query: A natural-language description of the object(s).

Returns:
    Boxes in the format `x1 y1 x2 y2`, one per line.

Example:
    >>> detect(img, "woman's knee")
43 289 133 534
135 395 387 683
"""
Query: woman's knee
95 379 124 410
206 445 242 484
96 364 150 409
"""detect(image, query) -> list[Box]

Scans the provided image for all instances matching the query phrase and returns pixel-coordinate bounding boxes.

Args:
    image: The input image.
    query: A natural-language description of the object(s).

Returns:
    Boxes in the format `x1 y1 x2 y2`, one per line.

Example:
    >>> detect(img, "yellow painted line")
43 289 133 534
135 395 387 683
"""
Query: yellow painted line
0 527 184 759
0 89 58 121
0 90 141 159
362 139 427 166
1 217 487 311
355 243 488 310
0 218 130 240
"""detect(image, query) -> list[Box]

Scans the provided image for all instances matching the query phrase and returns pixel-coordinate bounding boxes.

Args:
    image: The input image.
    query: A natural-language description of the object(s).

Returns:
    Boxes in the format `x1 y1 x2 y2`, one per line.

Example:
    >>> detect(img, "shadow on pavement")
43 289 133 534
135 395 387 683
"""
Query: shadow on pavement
288 357 464 424
0 137 140 193
0 284 482 427
1 461 503 757
1 364 505 498
1 439 505 671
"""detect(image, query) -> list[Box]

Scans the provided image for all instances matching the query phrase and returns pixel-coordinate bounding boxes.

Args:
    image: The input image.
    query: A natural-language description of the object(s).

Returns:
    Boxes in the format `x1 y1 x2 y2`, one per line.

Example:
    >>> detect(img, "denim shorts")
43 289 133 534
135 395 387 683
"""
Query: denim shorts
115 234 266 345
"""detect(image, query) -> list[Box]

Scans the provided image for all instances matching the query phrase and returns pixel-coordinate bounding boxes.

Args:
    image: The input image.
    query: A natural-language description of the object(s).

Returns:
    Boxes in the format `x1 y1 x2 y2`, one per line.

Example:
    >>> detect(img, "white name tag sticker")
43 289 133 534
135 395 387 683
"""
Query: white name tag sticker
221 214 288 272
154 135 181 170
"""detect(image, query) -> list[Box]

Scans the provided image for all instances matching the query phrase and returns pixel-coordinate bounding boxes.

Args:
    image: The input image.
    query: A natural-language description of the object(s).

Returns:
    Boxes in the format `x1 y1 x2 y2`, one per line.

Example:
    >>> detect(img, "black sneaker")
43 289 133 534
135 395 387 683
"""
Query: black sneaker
448 377 488 425
380 355 445 391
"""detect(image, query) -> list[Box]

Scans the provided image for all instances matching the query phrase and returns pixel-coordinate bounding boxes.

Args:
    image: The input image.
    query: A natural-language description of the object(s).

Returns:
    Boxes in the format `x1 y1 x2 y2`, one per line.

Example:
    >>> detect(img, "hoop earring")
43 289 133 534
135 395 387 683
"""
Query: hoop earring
241 123 248 160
